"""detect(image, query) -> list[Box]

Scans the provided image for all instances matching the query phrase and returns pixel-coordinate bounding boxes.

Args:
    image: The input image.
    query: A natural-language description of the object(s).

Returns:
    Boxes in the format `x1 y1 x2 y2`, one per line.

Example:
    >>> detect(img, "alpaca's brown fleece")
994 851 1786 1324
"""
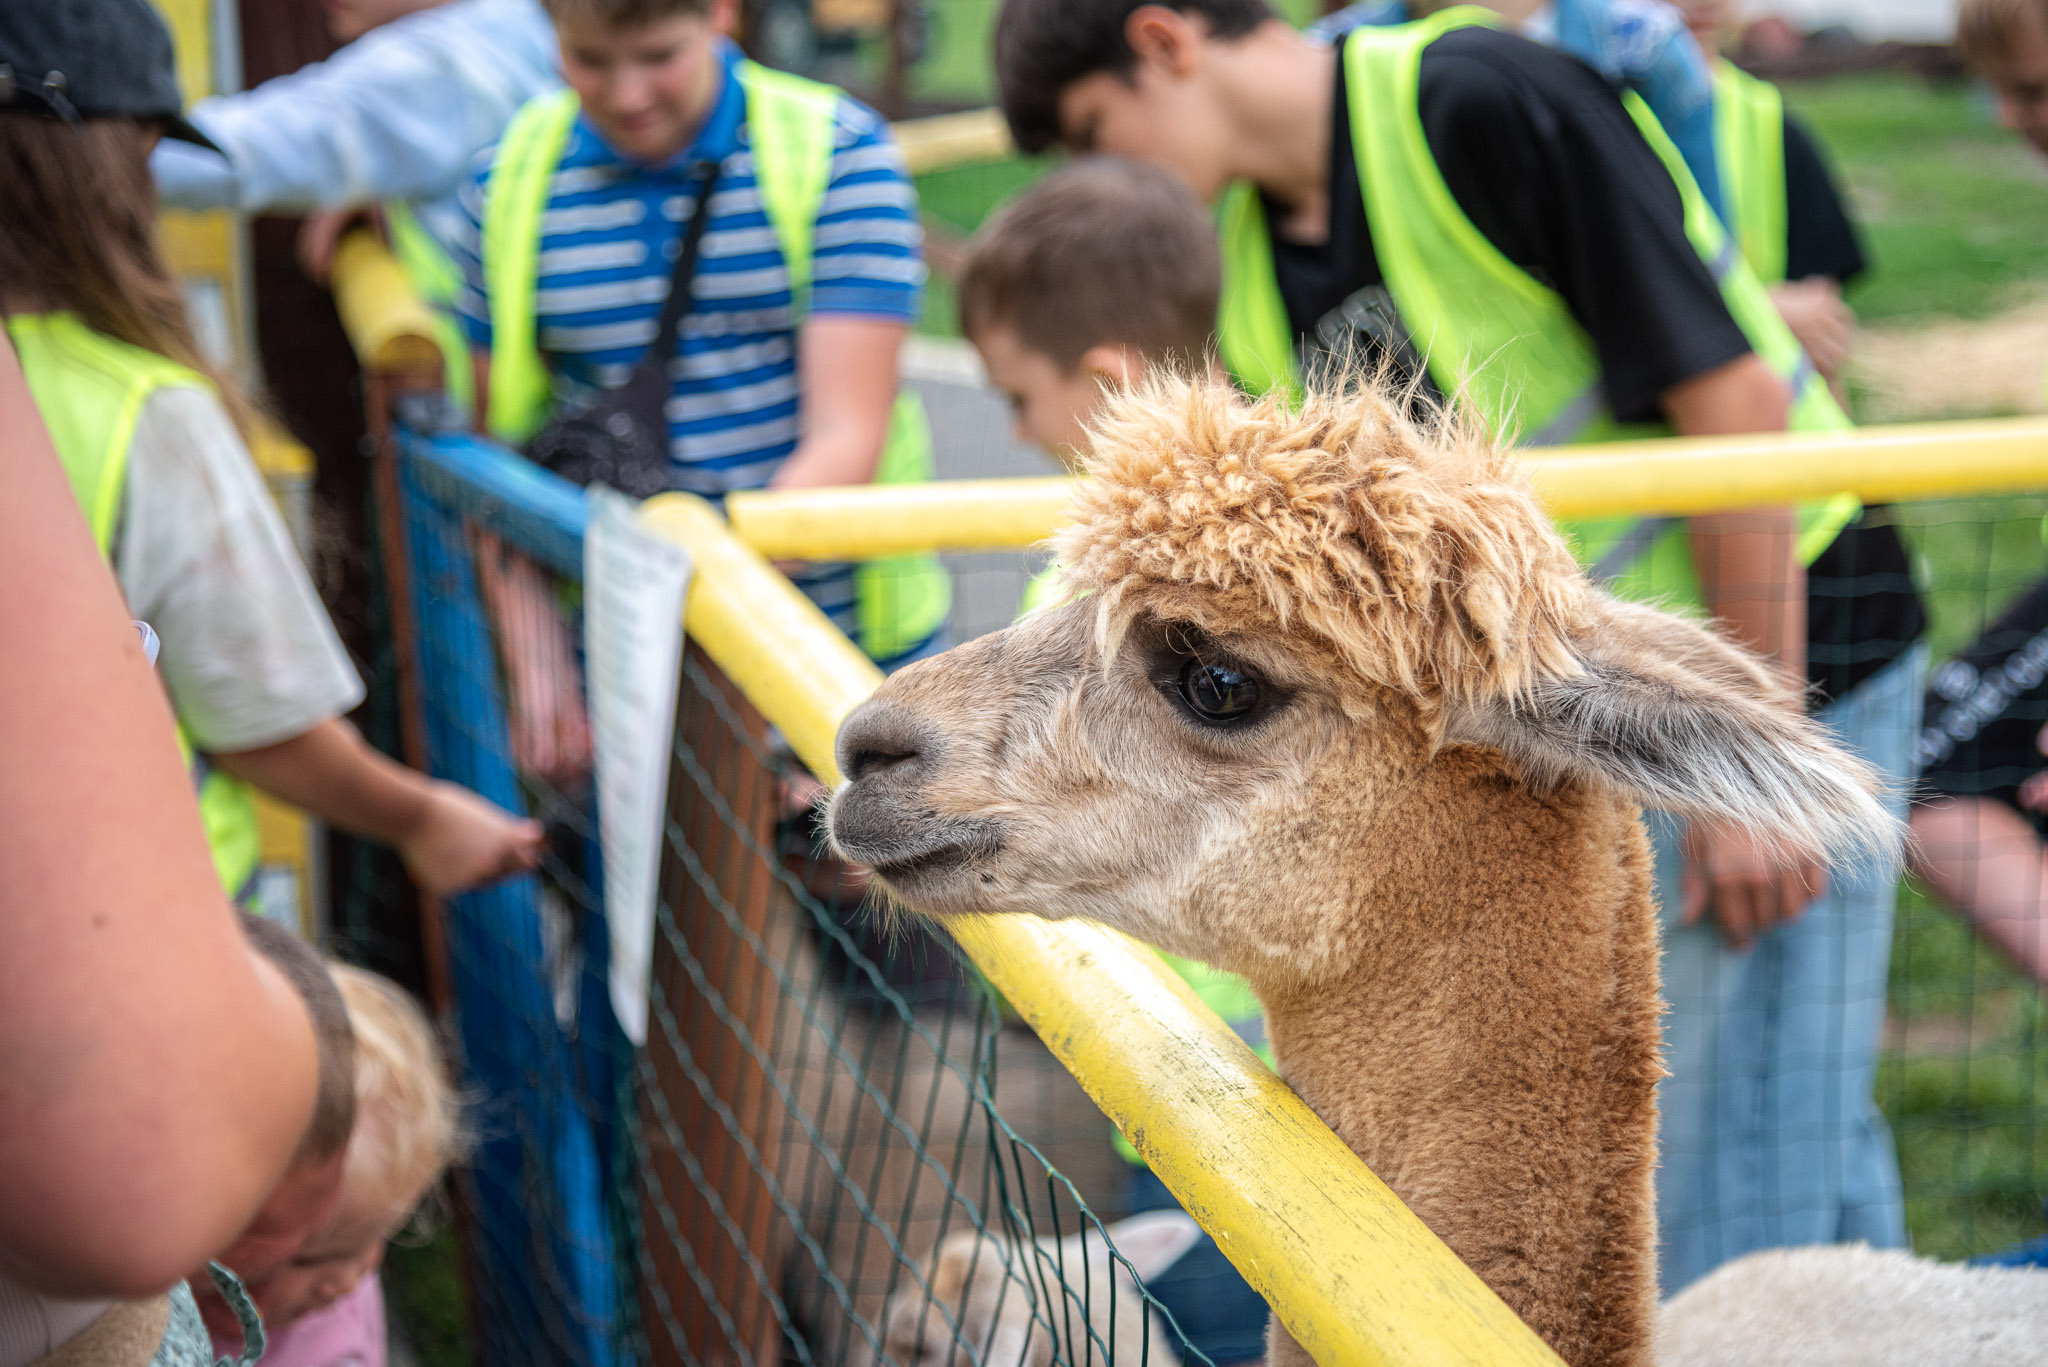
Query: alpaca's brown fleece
1250 746 1665 1367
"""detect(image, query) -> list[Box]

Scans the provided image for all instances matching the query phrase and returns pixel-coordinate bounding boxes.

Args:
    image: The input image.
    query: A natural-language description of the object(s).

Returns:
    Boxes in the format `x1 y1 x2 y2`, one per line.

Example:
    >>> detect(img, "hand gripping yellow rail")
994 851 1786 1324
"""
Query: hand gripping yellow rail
638 492 1565 1367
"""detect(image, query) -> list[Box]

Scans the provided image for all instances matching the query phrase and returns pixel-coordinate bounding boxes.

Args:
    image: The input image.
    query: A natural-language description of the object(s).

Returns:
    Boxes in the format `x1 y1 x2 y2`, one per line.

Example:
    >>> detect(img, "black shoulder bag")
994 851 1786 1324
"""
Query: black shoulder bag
525 158 721 499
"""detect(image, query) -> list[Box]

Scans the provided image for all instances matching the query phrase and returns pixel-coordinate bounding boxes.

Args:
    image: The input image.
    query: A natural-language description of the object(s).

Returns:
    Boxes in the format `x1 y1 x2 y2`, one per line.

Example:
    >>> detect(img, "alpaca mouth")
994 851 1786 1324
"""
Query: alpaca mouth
868 840 986 885
828 800 1006 897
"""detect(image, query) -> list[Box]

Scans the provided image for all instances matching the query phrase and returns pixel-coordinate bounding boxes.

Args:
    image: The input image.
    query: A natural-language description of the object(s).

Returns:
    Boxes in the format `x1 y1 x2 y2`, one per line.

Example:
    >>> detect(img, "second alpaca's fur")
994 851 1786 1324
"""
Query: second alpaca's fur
873 1211 1202 1367
831 378 1897 1366
1661 1244 2048 1366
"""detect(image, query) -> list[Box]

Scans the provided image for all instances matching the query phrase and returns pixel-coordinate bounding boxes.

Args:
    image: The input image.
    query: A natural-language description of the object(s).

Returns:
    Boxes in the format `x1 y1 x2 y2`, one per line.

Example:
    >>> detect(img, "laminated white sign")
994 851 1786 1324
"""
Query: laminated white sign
584 488 692 1045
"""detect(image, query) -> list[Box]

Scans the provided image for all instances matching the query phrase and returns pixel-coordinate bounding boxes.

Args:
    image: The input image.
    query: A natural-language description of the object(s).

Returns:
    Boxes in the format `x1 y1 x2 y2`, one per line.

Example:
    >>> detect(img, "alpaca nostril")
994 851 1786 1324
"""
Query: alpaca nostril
846 743 920 783
836 701 936 786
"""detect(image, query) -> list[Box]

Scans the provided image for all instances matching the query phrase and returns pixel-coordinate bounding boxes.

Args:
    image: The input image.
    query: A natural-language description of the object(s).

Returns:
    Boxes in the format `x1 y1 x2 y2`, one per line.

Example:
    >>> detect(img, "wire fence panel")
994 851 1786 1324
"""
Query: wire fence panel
385 431 1217 1367
400 449 630 1367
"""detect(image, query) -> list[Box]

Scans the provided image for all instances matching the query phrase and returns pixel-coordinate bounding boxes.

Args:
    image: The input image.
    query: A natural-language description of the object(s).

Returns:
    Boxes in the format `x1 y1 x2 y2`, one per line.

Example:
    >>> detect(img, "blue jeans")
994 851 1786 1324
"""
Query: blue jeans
1125 1167 1270 1365
1653 646 1926 1293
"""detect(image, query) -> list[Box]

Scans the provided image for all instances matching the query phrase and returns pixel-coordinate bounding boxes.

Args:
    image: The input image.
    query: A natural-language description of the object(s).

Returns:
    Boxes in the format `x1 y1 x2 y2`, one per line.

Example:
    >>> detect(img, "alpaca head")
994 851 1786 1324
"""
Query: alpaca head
829 377 1896 984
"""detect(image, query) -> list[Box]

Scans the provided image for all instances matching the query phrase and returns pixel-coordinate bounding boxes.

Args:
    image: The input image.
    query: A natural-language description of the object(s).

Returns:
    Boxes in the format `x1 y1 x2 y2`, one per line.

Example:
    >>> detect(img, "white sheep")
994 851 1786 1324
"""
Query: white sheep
1660 1242 2048 1366
871 1210 1203 1367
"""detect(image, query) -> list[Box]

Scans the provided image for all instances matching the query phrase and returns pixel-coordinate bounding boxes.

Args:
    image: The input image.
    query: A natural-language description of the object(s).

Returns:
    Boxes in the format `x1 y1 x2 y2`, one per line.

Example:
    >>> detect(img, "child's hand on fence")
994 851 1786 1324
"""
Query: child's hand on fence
400 781 546 897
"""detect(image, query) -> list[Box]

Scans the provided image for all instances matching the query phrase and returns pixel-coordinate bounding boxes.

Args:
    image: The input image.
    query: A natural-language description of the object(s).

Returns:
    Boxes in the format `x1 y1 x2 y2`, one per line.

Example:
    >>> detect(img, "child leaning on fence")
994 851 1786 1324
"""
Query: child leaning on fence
453 0 945 784
0 0 541 923
956 160 1273 1367
208 964 464 1367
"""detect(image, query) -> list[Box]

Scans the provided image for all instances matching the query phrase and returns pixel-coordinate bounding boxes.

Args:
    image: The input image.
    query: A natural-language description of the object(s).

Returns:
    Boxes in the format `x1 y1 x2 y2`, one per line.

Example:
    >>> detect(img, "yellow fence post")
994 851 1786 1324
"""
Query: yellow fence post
638 491 1565 1367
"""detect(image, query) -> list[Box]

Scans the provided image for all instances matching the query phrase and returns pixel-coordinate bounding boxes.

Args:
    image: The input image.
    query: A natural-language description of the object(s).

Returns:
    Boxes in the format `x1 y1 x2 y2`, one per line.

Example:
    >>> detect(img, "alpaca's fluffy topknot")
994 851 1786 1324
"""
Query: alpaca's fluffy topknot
1054 375 1594 714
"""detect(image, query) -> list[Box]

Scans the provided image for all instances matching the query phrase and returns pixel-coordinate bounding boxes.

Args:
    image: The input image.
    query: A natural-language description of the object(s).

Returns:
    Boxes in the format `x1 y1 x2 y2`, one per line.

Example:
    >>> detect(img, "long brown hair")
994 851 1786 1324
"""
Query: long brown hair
0 112 257 434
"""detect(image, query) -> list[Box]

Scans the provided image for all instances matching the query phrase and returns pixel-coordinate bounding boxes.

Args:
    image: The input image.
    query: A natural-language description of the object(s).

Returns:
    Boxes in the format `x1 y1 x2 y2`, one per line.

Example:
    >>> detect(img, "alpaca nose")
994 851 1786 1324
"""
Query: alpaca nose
836 700 932 785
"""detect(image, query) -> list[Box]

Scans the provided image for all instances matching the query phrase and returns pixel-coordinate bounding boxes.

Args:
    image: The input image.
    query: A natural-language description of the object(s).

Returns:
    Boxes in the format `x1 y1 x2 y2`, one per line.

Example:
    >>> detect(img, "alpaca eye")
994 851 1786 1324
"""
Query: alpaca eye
1177 659 1262 724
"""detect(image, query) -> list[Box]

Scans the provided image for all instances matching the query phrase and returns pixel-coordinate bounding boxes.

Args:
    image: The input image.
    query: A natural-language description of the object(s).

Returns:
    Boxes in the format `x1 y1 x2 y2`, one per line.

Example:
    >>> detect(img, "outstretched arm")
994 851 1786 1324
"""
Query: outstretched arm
216 717 543 896
153 3 556 214
0 334 319 1298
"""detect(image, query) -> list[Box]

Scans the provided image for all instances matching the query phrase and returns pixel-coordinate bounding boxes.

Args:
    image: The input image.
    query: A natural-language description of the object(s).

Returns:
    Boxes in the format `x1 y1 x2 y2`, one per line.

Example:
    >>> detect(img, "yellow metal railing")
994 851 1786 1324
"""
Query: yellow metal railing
724 419 2048 559
332 228 445 377
894 107 1015 175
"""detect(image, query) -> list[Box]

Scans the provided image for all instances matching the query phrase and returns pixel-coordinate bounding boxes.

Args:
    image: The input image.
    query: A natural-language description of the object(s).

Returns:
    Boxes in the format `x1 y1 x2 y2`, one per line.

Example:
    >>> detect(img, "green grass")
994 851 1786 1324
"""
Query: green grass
1784 73 2048 324
1884 494 2048 1258
1895 494 2048 657
1885 883 2048 1258
382 1225 475 1367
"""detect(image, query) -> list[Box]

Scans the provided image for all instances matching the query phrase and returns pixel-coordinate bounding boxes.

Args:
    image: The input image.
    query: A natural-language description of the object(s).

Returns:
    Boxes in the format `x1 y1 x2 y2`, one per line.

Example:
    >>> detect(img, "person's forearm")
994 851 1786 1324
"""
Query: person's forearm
779 315 907 491
0 335 318 1296
1690 510 1806 677
768 427 887 491
1664 352 1805 675
215 717 434 845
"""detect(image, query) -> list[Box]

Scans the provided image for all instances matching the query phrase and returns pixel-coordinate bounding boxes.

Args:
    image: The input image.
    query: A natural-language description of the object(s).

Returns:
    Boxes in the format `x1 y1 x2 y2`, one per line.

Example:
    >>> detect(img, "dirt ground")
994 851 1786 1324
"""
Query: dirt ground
1852 292 2048 422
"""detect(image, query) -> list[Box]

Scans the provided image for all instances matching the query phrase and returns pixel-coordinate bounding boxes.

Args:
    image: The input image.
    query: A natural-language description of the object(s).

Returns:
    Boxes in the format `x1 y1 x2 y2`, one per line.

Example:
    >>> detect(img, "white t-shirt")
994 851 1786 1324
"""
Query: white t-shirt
0 1273 105 1367
115 385 365 753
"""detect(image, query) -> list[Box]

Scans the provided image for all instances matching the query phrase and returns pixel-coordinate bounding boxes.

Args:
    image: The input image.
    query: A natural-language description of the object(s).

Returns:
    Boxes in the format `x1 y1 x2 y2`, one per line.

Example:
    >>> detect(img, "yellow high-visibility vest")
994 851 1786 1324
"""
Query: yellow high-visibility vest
8 311 263 900
1215 7 1855 609
477 68 951 661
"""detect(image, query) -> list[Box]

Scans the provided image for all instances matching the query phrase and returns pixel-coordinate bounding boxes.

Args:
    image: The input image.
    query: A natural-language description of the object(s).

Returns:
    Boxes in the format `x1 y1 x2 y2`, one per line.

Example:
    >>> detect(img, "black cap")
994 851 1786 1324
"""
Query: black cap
0 0 220 151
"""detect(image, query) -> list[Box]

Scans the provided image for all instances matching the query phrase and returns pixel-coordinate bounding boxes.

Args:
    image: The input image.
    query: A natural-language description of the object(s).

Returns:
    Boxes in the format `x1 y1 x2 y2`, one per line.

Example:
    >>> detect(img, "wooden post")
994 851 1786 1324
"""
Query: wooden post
638 646 791 1367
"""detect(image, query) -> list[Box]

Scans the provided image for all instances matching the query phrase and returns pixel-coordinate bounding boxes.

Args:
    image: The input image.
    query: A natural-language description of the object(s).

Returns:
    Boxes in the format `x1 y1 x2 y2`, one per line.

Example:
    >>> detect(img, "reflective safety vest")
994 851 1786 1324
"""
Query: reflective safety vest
7 312 264 901
384 199 478 415
1713 61 1788 287
1216 7 1856 610
477 69 951 662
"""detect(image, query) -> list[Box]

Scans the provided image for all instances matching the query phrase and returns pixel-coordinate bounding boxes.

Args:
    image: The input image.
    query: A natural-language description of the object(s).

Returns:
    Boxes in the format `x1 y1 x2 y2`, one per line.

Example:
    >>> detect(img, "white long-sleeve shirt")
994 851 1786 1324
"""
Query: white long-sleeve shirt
152 0 558 262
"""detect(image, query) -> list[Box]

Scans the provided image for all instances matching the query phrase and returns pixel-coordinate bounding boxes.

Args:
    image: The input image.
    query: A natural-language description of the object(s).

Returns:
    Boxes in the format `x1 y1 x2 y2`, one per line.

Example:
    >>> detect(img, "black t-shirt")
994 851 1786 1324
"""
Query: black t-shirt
1916 575 2048 821
1267 27 1752 424
1781 103 1924 700
1782 111 1867 286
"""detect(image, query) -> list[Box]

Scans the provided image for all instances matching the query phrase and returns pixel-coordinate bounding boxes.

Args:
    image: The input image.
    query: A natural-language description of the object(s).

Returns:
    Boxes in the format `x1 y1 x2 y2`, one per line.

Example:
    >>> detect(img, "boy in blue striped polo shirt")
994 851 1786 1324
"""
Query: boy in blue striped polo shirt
452 0 937 780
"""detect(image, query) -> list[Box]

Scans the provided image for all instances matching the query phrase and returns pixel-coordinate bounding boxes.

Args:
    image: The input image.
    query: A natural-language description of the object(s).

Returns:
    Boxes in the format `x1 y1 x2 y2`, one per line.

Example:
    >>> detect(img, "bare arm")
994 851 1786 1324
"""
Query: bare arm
216 717 541 897
1664 352 1804 680
0 336 318 1297
1662 352 1823 947
770 316 909 491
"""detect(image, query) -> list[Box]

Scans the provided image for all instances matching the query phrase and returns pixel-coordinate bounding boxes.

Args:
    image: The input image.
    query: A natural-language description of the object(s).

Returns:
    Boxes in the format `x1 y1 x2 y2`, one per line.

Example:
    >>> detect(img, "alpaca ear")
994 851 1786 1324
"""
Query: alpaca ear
1447 593 1901 868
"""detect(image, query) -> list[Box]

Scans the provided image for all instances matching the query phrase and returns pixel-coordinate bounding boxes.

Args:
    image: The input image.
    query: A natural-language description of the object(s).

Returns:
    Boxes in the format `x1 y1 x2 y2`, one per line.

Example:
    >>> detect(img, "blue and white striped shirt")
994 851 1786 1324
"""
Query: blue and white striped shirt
453 40 925 642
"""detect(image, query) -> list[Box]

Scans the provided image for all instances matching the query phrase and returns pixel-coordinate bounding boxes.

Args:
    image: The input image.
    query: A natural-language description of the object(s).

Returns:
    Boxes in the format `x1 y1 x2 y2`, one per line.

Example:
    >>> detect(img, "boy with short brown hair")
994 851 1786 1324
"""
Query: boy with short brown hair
958 157 1219 462
1957 0 2048 157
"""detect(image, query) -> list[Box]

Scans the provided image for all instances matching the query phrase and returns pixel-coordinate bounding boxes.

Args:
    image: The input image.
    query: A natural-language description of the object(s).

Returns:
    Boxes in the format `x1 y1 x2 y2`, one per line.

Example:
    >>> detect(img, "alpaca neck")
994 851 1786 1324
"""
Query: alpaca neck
1246 749 1665 1367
